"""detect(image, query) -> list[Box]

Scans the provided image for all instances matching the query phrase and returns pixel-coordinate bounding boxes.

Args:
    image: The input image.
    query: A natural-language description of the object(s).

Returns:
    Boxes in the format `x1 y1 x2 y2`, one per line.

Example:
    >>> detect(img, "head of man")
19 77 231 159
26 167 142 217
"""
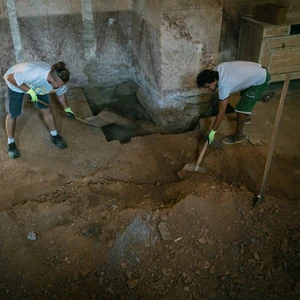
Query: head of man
196 70 219 93
48 62 70 89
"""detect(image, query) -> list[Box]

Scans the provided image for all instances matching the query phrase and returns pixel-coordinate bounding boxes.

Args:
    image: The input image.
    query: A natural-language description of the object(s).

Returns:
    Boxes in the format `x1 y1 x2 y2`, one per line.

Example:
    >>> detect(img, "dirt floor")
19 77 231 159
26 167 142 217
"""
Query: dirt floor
0 81 299 299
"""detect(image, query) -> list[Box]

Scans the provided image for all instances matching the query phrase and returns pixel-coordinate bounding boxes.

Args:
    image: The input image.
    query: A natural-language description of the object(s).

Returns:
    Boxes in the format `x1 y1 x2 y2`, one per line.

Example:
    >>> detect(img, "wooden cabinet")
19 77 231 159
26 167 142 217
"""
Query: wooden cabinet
238 16 300 82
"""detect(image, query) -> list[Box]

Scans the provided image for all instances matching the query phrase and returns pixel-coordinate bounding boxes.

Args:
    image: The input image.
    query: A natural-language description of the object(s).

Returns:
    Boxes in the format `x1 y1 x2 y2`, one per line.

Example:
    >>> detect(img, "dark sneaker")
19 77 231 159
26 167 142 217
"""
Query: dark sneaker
221 135 244 145
245 116 251 125
8 142 20 159
51 135 67 149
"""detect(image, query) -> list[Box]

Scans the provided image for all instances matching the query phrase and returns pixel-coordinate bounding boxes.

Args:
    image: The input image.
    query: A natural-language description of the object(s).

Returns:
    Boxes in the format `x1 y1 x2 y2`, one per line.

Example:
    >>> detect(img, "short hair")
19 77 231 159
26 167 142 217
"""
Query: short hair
51 62 70 83
196 70 218 88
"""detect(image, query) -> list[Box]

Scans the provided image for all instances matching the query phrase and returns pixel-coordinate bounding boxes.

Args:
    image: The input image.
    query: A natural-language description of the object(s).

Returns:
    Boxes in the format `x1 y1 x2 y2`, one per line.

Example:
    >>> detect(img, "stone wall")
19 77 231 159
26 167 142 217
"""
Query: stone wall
0 0 133 89
1 0 298 131
131 0 162 100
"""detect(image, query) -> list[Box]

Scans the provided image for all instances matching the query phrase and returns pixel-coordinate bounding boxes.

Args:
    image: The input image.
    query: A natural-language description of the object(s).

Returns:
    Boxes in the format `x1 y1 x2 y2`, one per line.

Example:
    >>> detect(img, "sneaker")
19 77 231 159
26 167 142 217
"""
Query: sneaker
245 116 251 125
7 142 20 159
51 135 67 149
221 135 244 145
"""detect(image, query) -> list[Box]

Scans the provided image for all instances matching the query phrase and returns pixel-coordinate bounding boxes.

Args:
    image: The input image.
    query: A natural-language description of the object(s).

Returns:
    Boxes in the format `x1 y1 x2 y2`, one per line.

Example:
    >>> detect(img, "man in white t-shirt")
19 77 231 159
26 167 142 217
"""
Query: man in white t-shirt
4 61 75 159
197 61 271 145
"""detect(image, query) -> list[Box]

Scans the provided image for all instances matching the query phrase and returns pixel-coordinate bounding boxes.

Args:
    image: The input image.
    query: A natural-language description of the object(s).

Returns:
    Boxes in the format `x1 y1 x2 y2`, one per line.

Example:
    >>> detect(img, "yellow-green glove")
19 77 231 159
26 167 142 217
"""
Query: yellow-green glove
64 107 75 120
205 129 216 145
27 88 38 102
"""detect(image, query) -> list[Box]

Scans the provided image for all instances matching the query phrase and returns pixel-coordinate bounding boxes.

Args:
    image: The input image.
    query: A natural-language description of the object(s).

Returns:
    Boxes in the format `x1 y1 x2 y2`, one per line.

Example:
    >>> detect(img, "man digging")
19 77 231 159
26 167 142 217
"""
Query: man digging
197 61 272 145
3 61 75 159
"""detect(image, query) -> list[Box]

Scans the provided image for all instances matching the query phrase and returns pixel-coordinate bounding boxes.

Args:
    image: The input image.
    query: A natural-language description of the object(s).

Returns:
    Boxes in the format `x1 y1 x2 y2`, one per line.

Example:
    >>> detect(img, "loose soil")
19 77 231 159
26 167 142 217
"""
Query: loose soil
0 82 299 299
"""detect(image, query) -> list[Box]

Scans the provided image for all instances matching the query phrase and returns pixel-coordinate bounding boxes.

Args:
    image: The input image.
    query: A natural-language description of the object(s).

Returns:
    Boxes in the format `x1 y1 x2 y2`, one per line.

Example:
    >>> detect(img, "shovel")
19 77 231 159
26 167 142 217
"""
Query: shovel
36 99 113 127
182 140 208 173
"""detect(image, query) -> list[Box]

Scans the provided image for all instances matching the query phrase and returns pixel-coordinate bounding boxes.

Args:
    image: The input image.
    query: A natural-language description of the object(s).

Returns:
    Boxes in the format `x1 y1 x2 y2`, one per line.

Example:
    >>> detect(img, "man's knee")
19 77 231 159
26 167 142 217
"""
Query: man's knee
7 111 21 118
41 108 53 116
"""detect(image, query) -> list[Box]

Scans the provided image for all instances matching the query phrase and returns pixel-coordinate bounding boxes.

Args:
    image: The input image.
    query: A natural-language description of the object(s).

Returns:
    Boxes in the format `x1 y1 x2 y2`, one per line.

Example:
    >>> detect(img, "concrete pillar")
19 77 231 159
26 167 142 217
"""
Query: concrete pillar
81 0 96 60
6 0 23 62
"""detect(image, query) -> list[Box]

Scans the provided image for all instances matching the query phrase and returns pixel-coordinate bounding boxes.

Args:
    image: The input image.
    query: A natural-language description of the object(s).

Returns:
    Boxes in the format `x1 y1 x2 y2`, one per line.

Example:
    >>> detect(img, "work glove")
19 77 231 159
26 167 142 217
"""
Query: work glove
27 88 38 103
205 129 216 145
64 107 75 120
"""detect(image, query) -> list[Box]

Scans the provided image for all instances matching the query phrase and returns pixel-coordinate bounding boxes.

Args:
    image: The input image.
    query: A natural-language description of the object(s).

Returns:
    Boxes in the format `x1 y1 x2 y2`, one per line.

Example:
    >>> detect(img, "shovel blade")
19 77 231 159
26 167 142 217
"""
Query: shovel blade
182 163 207 174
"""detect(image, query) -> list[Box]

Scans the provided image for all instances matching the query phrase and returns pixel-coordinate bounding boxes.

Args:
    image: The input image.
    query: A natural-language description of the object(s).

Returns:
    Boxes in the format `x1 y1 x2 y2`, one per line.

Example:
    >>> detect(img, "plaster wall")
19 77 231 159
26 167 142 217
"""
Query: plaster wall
0 0 132 17
219 0 300 63
0 0 133 91
131 0 161 102
161 1 223 92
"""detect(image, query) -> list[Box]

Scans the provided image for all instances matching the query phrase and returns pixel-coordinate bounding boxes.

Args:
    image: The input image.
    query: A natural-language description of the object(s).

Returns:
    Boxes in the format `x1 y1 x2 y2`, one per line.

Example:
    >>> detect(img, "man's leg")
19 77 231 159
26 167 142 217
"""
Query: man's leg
5 114 17 139
41 108 56 131
235 113 248 137
5 88 23 158
41 107 67 149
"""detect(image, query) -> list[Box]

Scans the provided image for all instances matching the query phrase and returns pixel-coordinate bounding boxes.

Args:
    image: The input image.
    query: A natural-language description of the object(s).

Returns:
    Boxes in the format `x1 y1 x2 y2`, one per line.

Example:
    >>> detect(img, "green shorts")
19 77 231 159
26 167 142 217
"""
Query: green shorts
235 69 271 114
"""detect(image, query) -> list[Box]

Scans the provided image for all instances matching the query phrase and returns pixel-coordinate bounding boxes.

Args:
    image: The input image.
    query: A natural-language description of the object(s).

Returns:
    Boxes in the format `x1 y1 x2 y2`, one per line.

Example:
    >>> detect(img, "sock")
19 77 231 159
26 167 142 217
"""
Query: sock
8 138 15 144
50 130 58 136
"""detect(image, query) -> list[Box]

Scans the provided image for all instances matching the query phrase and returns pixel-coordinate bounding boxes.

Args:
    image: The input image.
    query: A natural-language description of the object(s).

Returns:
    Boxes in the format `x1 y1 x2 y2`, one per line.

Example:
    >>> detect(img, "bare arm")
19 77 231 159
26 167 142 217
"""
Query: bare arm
57 93 70 110
211 98 229 131
6 74 30 92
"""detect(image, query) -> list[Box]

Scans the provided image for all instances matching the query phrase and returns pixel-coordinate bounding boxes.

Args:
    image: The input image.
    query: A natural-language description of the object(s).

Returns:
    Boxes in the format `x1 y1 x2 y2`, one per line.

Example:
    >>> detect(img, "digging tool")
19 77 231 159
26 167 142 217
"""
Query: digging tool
182 140 208 174
253 73 291 207
36 99 112 127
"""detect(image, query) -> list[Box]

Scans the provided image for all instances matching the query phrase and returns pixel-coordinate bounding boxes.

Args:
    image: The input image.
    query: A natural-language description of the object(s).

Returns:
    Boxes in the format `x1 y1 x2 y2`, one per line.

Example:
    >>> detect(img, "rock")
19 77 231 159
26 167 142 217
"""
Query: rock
206 238 214 245
125 270 132 279
107 240 114 248
204 261 211 270
158 222 172 240
99 232 111 243
81 224 101 238
209 266 215 275
162 268 172 277
184 286 190 292
252 251 260 260
121 262 127 269
198 237 206 245
27 231 37 241
177 170 186 180
127 279 138 289
160 214 168 222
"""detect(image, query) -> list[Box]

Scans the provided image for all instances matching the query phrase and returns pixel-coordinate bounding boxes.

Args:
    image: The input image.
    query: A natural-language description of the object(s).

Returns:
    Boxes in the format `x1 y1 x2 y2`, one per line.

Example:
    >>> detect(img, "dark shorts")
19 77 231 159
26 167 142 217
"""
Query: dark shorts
5 87 50 118
235 69 271 114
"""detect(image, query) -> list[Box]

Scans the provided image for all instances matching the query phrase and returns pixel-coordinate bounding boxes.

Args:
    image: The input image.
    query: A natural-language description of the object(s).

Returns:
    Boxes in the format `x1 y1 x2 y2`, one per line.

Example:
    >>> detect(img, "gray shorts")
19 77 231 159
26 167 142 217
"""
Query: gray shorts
5 87 50 118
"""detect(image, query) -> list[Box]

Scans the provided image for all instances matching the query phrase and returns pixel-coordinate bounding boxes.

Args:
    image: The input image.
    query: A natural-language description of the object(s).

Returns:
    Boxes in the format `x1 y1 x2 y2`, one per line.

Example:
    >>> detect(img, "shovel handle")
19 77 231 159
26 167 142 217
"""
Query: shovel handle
194 140 208 171
36 99 91 126
256 73 291 204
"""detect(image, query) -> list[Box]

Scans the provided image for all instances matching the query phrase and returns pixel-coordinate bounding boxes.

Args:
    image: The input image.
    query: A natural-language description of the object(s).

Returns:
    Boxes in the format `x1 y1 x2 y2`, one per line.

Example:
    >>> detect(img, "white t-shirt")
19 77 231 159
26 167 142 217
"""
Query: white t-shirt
4 61 67 96
215 61 267 100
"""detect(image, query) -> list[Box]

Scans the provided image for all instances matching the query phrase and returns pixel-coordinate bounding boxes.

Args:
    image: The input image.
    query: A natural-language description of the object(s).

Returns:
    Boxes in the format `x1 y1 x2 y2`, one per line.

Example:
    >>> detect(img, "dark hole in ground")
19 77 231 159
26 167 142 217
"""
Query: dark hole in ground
82 81 153 143
82 81 235 143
